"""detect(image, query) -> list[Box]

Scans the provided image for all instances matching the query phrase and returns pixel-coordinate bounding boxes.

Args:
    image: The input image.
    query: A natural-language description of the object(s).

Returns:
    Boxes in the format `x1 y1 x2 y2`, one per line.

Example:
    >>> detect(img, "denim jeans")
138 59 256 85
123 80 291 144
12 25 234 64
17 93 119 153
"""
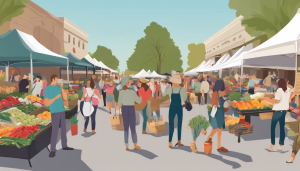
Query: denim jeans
84 105 98 130
142 104 148 131
271 110 286 145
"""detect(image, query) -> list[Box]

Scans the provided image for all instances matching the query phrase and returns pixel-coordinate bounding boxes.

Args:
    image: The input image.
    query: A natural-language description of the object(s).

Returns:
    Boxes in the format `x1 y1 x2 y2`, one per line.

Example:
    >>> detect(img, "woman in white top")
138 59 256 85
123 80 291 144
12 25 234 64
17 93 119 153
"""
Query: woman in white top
262 78 292 151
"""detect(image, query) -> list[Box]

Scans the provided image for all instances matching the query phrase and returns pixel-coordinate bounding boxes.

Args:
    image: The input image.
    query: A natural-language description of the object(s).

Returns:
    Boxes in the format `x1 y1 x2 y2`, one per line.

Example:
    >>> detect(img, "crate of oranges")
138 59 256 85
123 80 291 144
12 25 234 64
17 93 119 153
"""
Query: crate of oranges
37 111 51 119
230 100 273 113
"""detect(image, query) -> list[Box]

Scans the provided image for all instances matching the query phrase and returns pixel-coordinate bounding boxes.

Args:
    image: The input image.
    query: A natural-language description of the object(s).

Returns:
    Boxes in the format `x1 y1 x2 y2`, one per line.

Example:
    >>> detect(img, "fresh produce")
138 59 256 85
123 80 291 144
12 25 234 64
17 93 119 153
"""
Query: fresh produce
225 115 240 127
70 115 78 125
244 94 251 101
25 94 44 104
0 70 6 81
0 126 15 136
0 92 26 99
0 96 21 110
8 125 39 139
0 86 16 94
5 108 24 116
250 93 264 100
188 115 210 141
228 92 242 101
231 100 272 110
16 104 38 114
157 94 170 103
0 112 12 122
37 111 51 119
0 134 35 148
18 97 31 104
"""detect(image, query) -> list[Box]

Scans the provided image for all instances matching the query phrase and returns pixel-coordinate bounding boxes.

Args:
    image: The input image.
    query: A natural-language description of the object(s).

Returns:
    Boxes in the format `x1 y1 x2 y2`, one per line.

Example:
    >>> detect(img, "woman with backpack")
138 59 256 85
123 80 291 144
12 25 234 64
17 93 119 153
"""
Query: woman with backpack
81 78 102 135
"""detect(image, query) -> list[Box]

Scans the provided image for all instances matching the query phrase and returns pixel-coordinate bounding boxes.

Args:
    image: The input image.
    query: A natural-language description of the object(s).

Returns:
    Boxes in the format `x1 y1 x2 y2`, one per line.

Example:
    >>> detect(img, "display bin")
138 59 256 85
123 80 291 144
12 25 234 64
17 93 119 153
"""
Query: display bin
0 124 52 167
65 104 78 119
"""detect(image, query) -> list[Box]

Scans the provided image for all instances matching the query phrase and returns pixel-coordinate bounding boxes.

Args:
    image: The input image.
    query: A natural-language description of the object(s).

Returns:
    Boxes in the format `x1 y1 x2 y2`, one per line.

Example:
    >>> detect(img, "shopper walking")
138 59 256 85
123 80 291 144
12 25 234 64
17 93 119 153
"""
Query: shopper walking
194 80 202 106
104 78 116 114
101 76 107 107
81 78 101 135
247 75 257 95
262 78 291 152
263 72 272 93
164 75 187 148
155 81 161 97
137 78 152 134
118 76 142 151
44 75 74 158
206 79 228 153
200 76 210 105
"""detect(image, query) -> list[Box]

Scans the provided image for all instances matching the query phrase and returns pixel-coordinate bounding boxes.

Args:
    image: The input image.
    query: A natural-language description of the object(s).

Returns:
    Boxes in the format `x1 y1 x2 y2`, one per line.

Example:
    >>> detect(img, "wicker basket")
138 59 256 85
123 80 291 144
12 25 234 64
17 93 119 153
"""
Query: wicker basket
228 124 253 135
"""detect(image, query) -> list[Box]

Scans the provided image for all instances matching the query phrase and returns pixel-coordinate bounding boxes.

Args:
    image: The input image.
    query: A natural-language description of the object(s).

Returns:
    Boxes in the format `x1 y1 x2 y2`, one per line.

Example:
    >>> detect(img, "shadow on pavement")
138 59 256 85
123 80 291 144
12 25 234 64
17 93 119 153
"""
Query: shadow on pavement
81 132 94 138
0 149 92 171
219 151 253 162
98 107 110 113
170 146 192 153
147 122 169 137
197 152 241 169
130 149 158 160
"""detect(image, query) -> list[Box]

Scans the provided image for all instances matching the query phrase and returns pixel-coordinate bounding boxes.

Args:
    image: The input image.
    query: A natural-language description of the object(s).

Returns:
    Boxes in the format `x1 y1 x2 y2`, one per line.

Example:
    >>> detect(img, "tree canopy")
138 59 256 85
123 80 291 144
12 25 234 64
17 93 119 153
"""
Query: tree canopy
0 0 29 27
229 0 300 39
89 45 119 70
127 22 183 74
186 43 206 72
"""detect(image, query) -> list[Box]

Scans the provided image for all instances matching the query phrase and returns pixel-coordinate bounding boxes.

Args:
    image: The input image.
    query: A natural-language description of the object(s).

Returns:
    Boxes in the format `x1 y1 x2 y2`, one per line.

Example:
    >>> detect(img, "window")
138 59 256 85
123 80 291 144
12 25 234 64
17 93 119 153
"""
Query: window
73 38 75 45
83 42 85 49
68 34 70 43
78 40 80 47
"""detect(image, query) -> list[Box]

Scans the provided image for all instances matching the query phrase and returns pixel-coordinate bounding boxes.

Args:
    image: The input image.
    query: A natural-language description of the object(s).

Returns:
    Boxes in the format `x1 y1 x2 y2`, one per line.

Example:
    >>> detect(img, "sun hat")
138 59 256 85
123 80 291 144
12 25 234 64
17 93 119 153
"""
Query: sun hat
169 74 182 84
121 76 130 87
139 77 147 83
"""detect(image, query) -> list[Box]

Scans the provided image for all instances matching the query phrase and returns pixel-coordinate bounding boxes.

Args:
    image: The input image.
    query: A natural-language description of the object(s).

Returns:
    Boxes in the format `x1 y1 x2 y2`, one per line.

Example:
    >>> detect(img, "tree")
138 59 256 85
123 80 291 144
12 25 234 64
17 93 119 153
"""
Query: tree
186 43 206 72
116 69 120 73
89 45 119 70
0 0 29 27
127 22 183 74
229 0 300 39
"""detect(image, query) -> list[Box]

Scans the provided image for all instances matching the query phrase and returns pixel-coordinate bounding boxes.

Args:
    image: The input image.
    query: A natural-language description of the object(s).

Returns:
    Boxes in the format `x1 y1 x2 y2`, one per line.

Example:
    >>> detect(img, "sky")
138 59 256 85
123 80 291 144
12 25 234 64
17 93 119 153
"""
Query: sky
32 0 237 72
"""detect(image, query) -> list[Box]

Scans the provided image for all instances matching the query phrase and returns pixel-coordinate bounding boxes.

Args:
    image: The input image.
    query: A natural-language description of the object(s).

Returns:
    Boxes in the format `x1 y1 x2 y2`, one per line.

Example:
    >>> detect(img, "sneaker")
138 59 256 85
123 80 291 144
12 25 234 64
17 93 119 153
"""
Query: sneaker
49 152 56 158
63 147 74 150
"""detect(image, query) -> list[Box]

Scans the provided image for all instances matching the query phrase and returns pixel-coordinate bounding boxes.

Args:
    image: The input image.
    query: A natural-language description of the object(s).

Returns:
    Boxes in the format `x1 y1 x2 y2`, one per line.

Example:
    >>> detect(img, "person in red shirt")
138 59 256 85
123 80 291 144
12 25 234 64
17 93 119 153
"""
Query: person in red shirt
155 81 161 97
138 78 152 134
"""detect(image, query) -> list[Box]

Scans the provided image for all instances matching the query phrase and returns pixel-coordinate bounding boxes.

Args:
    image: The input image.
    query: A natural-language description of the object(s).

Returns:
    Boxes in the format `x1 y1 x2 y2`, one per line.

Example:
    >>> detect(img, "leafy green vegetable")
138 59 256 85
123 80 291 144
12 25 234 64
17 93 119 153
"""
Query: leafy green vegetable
244 94 251 101
0 134 35 149
158 94 170 103
70 115 78 125
269 105 273 109
228 92 242 101
0 112 12 122
16 104 38 114
253 107 257 110
188 115 210 141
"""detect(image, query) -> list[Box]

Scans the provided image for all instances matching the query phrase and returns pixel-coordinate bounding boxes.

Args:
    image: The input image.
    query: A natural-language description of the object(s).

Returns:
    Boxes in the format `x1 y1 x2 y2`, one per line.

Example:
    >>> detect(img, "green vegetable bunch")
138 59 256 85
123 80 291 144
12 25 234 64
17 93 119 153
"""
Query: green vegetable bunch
244 94 251 101
0 134 35 149
228 92 242 101
0 112 12 122
188 115 210 141
70 115 78 125
157 94 169 103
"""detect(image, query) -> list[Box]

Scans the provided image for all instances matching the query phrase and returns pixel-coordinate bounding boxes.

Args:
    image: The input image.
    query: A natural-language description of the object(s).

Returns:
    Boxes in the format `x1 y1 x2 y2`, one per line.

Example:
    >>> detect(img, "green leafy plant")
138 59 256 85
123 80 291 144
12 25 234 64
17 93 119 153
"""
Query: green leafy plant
207 104 212 111
70 115 78 125
228 92 242 101
244 94 251 101
0 0 29 27
157 94 169 103
188 115 210 141
28 84 36 95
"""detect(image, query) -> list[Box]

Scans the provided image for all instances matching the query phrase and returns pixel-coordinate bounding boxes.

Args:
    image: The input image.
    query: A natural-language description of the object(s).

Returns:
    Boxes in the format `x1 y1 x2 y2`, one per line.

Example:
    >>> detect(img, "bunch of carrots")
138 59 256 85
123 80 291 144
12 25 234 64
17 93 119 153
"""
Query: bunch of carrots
8 124 39 139
0 126 15 137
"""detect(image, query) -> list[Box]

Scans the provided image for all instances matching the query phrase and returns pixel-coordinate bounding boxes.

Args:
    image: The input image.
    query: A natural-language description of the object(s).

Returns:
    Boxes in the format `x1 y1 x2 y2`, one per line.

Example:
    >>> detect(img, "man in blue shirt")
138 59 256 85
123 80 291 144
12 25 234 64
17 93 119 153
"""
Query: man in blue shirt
44 75 74 158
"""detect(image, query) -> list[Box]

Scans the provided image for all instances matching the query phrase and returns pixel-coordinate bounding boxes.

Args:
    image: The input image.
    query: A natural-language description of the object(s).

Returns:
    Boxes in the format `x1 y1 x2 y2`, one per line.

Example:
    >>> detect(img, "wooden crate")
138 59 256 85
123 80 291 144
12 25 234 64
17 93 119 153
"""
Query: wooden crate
259 112 273 120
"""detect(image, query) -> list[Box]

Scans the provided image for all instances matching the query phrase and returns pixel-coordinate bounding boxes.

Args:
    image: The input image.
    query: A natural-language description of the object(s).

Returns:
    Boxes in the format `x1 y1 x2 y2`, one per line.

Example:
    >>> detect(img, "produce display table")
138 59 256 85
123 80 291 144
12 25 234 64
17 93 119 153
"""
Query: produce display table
65 99 78 119
0 124 52 167
230 107 273 143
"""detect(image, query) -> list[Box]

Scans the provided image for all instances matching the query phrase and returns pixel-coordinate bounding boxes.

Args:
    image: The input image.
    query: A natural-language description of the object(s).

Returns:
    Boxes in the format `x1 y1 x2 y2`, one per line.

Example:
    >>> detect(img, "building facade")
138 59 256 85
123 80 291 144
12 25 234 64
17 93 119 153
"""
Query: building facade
59 18 88 59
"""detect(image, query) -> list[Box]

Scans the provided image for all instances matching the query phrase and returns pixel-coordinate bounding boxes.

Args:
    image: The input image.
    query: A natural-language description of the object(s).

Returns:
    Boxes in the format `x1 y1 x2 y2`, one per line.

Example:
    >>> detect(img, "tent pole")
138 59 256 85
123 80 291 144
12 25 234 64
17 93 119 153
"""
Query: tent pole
30 53 33 86
67 58 70 89
72 63 74 80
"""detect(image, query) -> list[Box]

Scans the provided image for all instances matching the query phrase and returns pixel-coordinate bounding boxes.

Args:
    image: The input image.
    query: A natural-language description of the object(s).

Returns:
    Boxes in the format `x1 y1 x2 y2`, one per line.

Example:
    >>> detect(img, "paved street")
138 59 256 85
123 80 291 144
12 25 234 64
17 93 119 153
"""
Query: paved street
0 100 299 171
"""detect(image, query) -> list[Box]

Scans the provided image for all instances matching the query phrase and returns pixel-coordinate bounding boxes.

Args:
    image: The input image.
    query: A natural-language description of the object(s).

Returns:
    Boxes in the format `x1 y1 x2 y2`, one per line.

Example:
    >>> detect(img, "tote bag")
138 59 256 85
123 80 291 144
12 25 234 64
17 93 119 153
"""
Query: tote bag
210 105 217 118
81 88 95 117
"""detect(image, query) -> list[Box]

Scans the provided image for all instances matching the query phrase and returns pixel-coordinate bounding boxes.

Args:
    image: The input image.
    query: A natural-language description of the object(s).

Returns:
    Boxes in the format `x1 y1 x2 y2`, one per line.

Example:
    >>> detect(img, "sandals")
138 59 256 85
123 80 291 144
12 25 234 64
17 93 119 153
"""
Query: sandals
217 147 229 153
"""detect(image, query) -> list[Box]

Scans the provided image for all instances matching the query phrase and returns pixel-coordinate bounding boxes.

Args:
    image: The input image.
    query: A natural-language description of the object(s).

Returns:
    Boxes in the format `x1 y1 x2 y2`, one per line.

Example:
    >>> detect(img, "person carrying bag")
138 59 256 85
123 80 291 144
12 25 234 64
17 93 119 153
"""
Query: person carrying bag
80 79 101 135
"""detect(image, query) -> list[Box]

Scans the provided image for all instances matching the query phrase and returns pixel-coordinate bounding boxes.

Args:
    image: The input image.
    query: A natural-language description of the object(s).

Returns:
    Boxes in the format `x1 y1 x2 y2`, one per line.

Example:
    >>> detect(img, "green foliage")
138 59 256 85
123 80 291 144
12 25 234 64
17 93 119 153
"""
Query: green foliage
127 22 183 74
90 46 119 70
70 115 78 125
188 115 210 141
228 92 242 101
186 43 206 72
0 0 29 27
229 0 300 39
244 94 251 101
116 69 120 73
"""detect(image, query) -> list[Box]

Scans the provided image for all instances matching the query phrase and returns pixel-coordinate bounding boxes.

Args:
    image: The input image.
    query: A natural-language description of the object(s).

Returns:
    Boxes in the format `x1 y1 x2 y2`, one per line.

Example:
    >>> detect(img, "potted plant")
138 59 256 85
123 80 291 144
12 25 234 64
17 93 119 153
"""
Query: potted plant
188 115 210 153
70 115 78 136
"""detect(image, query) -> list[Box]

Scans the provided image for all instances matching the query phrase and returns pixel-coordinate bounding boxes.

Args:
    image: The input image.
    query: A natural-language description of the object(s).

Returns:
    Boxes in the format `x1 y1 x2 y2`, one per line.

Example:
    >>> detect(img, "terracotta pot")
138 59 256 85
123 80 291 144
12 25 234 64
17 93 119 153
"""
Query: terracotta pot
70 124 78 136
204 142 212 155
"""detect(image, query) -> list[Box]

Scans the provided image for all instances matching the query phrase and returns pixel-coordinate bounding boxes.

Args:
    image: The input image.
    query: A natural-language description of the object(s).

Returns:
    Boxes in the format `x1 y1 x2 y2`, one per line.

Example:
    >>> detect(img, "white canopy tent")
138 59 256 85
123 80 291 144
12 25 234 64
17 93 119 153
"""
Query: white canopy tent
150 71 167 78
243 8 300 70
132 69 152 78
147 70 151 74
184 60 206 76
195 53 231 73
